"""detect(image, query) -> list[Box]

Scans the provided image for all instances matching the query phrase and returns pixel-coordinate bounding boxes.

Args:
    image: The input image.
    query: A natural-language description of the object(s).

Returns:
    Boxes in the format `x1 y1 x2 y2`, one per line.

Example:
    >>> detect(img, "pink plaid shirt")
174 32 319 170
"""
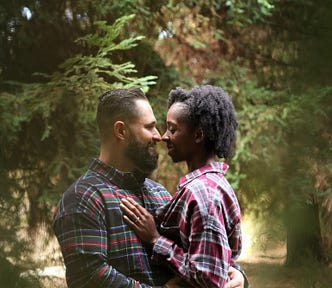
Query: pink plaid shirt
152 162 242 288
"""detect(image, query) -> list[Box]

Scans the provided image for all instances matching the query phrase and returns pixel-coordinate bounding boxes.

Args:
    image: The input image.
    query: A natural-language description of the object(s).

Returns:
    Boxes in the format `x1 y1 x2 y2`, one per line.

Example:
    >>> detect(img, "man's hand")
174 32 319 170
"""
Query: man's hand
164 276 183 288
224 266 244 288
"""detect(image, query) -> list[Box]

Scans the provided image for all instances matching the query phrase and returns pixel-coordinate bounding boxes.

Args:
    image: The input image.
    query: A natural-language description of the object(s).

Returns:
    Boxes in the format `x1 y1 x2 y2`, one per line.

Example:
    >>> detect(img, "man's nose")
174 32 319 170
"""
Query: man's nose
152 128 162 142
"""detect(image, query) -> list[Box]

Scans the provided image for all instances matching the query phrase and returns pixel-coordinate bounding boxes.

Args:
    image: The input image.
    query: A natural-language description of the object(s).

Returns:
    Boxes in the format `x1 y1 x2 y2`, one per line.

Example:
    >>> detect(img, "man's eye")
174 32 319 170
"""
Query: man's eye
146 125 155 130
169 128 176 134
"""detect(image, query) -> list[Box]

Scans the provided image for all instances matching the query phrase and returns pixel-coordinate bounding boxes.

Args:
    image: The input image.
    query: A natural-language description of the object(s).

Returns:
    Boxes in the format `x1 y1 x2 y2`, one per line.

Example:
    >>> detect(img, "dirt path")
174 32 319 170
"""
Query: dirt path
241 260 332 288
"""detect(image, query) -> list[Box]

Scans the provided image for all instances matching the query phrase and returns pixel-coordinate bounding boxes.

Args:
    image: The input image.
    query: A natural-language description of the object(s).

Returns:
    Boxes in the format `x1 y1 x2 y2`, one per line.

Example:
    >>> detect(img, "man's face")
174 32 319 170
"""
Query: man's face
125 99 161 174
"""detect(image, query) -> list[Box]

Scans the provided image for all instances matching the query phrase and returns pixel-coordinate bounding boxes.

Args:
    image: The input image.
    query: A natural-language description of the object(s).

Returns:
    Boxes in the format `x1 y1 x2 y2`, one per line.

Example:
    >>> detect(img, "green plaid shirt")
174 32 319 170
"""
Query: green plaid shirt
53 158 173 288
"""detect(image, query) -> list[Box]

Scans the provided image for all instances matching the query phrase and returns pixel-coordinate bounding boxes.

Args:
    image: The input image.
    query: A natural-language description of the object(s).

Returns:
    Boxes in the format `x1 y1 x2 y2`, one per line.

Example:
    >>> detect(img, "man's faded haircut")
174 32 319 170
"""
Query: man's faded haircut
97 87 147 142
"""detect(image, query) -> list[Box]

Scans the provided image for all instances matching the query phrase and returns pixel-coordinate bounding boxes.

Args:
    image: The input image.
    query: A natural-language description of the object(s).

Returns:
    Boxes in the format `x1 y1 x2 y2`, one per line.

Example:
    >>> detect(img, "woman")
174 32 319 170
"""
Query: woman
121 85 245 288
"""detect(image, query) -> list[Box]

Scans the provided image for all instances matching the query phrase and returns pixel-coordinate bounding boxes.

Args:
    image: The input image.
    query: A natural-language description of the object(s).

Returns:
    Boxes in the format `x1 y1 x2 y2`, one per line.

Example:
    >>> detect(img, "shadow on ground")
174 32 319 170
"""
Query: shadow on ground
240 261 332 288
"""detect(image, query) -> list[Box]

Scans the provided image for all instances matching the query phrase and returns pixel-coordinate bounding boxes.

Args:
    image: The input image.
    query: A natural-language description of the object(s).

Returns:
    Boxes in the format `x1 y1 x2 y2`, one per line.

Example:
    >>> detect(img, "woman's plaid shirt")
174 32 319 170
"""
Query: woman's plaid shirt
152 162 243 288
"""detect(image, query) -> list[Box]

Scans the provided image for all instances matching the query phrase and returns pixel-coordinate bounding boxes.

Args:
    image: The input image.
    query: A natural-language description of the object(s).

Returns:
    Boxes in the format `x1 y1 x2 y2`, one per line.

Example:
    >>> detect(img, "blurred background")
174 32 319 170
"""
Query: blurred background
0 0 331 287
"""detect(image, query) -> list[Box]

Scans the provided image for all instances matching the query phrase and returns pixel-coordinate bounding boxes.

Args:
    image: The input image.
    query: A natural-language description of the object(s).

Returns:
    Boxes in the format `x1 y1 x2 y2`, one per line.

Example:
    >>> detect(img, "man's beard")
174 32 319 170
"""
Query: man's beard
125 134 159 175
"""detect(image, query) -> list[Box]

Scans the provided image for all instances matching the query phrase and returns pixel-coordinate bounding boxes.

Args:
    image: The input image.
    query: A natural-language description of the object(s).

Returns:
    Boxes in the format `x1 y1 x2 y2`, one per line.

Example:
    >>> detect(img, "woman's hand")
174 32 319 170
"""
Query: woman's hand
120 197 160 247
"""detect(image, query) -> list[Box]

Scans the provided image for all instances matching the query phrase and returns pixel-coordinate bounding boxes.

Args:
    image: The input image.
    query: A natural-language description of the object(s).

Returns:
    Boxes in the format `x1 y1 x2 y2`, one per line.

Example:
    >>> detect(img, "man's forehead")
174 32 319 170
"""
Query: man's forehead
134 99 156 123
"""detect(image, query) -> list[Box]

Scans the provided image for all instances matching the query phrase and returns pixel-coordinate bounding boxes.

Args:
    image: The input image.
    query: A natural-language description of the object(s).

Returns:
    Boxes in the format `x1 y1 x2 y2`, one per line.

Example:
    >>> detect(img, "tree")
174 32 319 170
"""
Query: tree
0 14 158 286
268 0 332 265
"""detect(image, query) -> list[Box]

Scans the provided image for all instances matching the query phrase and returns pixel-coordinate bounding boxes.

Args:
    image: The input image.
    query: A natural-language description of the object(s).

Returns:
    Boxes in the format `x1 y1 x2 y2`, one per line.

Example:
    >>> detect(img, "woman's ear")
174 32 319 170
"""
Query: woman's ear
113 121 127 141
194 127 205 144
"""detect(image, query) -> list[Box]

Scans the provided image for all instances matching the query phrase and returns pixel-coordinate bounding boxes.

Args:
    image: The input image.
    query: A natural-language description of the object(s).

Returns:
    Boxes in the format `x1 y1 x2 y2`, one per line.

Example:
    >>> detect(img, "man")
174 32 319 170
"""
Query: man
53 88 245 287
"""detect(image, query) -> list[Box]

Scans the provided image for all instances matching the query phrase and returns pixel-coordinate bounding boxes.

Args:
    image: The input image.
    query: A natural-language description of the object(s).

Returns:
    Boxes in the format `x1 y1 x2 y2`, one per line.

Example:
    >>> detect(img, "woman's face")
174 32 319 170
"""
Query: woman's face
162 103 196 163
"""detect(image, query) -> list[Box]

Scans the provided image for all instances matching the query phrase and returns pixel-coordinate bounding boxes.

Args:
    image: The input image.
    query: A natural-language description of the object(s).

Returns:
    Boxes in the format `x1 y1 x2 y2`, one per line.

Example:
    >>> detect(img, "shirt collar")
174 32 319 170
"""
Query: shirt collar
178 161 229 189
89 158 146 190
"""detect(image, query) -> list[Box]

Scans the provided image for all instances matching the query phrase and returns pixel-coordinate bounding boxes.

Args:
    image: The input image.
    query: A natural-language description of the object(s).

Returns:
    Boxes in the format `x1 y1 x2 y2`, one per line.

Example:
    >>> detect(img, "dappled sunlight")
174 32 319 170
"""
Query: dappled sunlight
238 218 255 261
238 216 286 264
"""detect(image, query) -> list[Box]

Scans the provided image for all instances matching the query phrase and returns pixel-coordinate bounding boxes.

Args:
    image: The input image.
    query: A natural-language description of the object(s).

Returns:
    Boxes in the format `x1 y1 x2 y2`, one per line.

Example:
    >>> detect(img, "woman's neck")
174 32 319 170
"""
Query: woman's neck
186 153 216 173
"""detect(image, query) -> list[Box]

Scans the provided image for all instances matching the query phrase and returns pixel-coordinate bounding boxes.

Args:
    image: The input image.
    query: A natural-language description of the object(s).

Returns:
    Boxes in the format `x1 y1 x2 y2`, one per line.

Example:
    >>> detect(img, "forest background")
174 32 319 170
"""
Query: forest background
0 0 332 287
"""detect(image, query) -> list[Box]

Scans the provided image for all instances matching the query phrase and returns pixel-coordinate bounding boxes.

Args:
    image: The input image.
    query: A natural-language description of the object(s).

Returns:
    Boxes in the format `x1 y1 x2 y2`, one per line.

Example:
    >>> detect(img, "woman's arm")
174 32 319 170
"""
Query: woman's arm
120 197 246 288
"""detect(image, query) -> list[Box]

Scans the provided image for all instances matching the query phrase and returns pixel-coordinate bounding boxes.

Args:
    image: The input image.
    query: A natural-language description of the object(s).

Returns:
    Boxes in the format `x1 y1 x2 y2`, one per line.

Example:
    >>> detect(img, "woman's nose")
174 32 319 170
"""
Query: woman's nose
162 132 170 142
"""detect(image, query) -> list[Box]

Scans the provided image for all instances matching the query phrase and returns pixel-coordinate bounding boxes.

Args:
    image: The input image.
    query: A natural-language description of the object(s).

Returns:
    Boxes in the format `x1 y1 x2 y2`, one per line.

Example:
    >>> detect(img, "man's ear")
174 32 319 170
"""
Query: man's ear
194 127 205 144
113 121 127 141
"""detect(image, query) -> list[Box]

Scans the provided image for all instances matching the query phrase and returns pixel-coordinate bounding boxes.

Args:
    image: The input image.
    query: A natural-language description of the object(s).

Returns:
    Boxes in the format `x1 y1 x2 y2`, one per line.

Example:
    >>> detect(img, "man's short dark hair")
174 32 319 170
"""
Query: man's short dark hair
97 88 147 141
168 85 238 159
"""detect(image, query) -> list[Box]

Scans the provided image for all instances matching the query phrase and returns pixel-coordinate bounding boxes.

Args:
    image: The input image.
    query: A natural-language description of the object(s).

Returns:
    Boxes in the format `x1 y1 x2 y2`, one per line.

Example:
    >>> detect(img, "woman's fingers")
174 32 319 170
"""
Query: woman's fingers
120 198 142 223
123 214 138 228
124 197 147 214
120 197 160 247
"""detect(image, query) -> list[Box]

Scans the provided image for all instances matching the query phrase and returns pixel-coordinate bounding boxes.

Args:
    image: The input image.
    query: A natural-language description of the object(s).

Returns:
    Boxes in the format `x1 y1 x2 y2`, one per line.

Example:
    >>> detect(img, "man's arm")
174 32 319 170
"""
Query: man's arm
225 266 249 288
52 183 157 288
53 210 153 288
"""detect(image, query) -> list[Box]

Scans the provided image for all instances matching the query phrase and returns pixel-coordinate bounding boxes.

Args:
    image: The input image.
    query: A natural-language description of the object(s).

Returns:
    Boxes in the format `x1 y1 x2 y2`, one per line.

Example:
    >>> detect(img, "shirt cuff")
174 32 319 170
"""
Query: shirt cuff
151 235 174 263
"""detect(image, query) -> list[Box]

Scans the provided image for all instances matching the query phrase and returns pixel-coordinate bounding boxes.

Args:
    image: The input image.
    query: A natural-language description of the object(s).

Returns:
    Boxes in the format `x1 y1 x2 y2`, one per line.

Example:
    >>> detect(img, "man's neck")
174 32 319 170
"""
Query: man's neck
99 145 134 173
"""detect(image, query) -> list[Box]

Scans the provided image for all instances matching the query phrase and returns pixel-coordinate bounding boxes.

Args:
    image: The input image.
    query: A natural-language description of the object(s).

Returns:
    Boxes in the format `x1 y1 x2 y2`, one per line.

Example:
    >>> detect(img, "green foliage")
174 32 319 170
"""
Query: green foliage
165 0 275 25
0 13 157 198
280 87 332 202
208 60 284 193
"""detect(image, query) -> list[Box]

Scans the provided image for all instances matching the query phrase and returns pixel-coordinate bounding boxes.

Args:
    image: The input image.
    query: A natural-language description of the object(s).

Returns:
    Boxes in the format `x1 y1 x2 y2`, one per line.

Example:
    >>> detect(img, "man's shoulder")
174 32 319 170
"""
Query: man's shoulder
144 178 168 192
144 178 172 200
54 170 116 216
66 170 111 194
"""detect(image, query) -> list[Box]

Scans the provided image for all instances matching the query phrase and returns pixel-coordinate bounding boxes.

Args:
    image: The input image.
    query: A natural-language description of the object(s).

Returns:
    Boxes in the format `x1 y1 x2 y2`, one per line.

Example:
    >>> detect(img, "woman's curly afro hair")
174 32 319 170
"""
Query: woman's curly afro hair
168 85 238 159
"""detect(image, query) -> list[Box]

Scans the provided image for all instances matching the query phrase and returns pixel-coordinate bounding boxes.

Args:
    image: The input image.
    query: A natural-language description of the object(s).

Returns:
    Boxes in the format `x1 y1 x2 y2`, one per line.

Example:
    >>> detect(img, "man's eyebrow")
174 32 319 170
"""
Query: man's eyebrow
146 119 157 126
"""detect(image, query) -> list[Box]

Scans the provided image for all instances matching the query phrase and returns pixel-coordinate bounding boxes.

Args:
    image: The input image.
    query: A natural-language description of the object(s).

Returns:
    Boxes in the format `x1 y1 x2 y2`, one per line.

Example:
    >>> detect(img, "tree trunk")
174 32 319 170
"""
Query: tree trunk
286 203 325 266
27 186 48 231
318 194 332 264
